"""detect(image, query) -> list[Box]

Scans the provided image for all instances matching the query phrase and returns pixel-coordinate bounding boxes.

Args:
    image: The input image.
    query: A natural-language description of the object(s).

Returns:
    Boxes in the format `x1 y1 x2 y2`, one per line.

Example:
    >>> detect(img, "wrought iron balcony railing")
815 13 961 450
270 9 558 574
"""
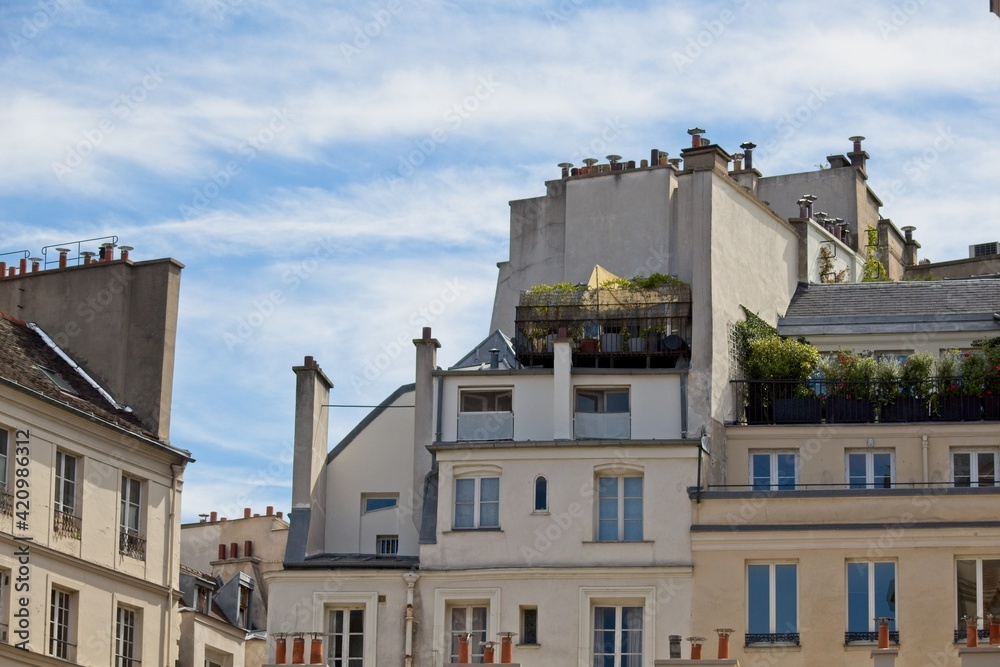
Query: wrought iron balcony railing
53 509 81 539
845 630 899 645
0 488 12 516
119 528 146 560
732 377 1000 425
744 632 800 646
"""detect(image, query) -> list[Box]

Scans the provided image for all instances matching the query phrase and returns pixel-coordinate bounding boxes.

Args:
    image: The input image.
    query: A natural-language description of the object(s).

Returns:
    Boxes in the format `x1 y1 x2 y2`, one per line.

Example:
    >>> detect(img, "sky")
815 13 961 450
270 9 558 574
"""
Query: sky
1 1 999 522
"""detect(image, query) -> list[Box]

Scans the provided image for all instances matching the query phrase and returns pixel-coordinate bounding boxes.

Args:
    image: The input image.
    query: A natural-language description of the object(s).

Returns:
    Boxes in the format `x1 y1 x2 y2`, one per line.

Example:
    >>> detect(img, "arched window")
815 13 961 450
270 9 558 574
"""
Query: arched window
533 476 548 512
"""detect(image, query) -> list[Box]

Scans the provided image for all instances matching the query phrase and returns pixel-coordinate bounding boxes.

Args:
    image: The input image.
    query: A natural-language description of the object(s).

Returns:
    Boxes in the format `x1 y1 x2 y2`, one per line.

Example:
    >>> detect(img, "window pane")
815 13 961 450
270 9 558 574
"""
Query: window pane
985 560 1000 619
479 501 499 528
599 477 618 500
606 391 629 413
848 454 867 488
534 477 547 511
751 455 770 490
774 564 797 633
365 497 397 512
957 560 978 627
480 478 499 502
349 609 364 634
978 453 996 487
623 518 643 541
874 562 896 625
954 453 972 487
456 479 475 503
495 392 513 412
747 565 770 634
847 562 869 632
598 519 618 542
873 453 892 488
777 455 796 489
623 497 642 520
455 503 474 528
577 392 598 413
623 476 642 499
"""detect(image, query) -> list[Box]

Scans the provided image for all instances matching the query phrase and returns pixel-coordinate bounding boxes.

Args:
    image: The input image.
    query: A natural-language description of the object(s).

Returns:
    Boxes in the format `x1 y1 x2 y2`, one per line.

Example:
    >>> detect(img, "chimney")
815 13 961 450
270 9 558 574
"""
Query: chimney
687 127 706 148
56 247 70 269
210 511 218 522
848 135 869 175
230 542 238 558
489 348 499 370
458 634 471 663
687 636 704 660
715 628 732 659
309 634 323 664
218 544 226 559
498 632 515 663
267 505 274 516
119 245 133 261
244 540 253 557
607 154 621 170
740 141 757 171
668 635 682 658
0 253 184 441
901 225 920 266
558 162 572 178
732 152 744 172
680 142 732 174
276 511 284 519
412 328 440 536
29 257 41 273
244 507 251 519
288 355 333 561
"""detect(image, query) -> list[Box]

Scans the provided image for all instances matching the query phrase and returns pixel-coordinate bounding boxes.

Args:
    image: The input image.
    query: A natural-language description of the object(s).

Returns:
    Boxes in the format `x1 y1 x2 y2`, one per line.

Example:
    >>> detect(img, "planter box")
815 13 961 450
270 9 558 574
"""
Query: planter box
936 396 981 421
600 333 623 353
627 337 647 352
579 338 599 354
879 397 929 423
826 397 874 423
774 397 821 424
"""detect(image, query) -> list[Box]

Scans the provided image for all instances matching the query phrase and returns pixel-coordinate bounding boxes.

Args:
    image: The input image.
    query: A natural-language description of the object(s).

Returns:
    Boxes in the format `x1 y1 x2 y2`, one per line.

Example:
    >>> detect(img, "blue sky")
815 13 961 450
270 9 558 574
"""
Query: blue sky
2 1 998 521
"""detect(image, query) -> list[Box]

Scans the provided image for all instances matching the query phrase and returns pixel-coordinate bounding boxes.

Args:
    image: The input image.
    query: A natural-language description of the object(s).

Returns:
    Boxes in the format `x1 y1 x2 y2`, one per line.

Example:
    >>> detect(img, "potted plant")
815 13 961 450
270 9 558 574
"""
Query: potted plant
579 321 599 354
882 352 932 422
973 336 1000 420
821 350 877 423
746 336 821 424
933 350 970 421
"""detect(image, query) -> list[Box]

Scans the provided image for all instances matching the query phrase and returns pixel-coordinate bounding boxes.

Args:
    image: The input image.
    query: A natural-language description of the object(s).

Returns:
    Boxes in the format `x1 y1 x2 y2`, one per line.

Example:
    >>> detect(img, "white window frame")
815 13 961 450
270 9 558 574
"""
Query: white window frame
375 534 399 556
326 606 365 666
0 429 8 493
952 449 999 488
459 388 513 413
115 604 139 667
845 561 897 640
448 603 489 663
846 450 895 489
120 475 142 533
361 494 398 514
432 588 500 666
574 387 631 439
0 569 9 644
54 451 78 516
956 558 1000 632
578 587 655 667
457 388 514 441
749 451 798 491
312 592 378 667
595 471 643 542
49 586 75 660
746 562 799 643
453 476 500 529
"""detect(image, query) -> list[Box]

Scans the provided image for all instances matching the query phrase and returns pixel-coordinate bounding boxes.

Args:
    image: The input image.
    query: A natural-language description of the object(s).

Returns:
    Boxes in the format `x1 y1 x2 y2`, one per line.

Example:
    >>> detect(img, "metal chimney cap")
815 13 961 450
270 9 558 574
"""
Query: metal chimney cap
557 162 573 169
582 158 599 166
733 152 745 160
849 135 866 143
739 141 757 150
55 247 71 253
119 245 134 251
901 225 916 232
28 257 42 262
803 194 818 202
687 127 706 135
606 154 622 162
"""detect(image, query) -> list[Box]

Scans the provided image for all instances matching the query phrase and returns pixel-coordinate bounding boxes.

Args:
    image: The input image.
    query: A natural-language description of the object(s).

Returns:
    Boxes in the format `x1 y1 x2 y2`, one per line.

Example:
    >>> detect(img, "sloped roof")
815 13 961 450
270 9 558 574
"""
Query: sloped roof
778 279 1000 337
448 330 519 370
0 312 189 455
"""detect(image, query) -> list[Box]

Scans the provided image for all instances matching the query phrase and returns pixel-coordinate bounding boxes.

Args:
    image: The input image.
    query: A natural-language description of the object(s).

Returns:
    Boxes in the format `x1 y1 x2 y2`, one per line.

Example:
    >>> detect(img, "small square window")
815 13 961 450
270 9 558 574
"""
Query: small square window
376 535 399 556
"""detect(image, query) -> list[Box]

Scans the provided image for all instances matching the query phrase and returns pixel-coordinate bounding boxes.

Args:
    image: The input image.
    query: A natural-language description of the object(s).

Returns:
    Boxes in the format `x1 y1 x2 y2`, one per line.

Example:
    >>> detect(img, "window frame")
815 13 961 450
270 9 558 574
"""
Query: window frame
457 387 514 441
312 593 378 667
0 429 8 493
49 586 75 660
845 561 897 643
952 449 999 488
115 604 139 667
375 534 399 557
596 473 643 542
956 558 1000 633
459 388 513 413
749 451 798 491
575 387 630 414
533 476 548 513
432 588 500 667
54 450 78 516
326 606 364 666
453 476 500 530
361 495 398 514
592 604 644 667
520 606 539 646
448 603 488 663
846 449 895 489
746 562 799 646
578 587 654 667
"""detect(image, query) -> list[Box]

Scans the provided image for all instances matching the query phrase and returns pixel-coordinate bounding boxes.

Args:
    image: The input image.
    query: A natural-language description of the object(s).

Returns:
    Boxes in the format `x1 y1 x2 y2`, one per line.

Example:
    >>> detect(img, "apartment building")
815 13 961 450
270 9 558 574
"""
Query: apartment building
0 244 191 666
265 133 1000 667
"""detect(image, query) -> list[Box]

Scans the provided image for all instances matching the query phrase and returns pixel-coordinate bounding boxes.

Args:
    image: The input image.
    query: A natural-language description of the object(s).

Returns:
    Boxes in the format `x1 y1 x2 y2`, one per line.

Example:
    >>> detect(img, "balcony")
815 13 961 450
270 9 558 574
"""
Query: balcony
457 412 514 440
119 528 146 560
0 487 11 516
514 282 691 369
745 632 800 647
53 509 81 539
574 412 631 439
732 378 1000 425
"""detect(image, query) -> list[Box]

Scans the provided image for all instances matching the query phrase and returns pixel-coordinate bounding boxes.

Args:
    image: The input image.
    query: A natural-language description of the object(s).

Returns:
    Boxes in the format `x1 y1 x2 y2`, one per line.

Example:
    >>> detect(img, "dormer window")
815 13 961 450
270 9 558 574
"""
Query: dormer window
458 389 514 440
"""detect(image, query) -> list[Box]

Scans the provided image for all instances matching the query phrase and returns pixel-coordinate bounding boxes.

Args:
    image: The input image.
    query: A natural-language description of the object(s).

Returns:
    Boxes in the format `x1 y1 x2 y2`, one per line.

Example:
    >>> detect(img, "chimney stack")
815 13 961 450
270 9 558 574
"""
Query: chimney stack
289 355 333 561
56 247 70 269
558 162 572 178
740 141 757 171
668 635 682 658
715 628 732 659
412 327 440 536
848 135 869 174
489 348 499 370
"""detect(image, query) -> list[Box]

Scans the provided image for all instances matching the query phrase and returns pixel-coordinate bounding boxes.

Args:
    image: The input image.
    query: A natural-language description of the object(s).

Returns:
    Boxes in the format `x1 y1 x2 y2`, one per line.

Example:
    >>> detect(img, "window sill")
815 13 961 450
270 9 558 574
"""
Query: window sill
516 643 541 649
530 510 550 516
444 527 503 533
581 540 653 544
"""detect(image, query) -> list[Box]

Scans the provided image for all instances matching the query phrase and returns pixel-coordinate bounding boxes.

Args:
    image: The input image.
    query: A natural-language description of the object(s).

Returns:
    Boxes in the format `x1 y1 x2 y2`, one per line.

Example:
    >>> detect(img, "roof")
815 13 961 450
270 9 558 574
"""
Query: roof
0 312 191 458
286 552 419 570
326 384 416 465
448 330 519 370
778 279 1000 337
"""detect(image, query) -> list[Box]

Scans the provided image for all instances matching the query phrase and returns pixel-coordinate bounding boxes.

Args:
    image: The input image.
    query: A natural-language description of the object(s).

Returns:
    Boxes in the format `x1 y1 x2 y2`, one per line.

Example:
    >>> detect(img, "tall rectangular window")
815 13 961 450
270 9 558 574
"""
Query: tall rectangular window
0 569 9 643
953 450 998 488
956 559 1000 635
847 451 894 489
597 475 642 542
449 604 487 663
54 451 77 515
115 605 138 666
0 429 8 492
747 563 798 645
520 606 538 645
326 608 364 667
49 587 73 660
750 452 797 491
237 585 250 629
454 477 499 529
592 605 643 667
846 562 896 643
119 475 145 560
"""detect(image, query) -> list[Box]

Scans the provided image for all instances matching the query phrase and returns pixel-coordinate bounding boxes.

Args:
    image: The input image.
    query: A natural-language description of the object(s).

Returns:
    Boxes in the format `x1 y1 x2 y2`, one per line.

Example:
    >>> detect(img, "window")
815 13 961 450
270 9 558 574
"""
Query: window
363 496 398 513
746 563 798 645
0 430 9 516
533 476 547 512
750 452 797 491
520 606 538 645
575 388 630 439
237 585 250 629
454 477 499 529
956 559 1000 636
597 475 642 542
37 365 78 395
458 389 513 440
376 535 399 556
847 450 894 489
327 608 364 666
846 562 896 644
592 605 643 667
196 584 212 614
49 587 74 660
449 604 487 663
115 605 138 666
120 475 145 560
953 450 998 488
54 451 80 538
0 569 9 643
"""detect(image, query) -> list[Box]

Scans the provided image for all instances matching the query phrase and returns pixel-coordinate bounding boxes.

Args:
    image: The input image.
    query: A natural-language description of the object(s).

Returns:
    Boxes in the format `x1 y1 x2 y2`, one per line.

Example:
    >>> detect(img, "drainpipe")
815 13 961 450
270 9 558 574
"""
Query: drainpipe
921 434 929 487
403 571 420 667
166 463 183 667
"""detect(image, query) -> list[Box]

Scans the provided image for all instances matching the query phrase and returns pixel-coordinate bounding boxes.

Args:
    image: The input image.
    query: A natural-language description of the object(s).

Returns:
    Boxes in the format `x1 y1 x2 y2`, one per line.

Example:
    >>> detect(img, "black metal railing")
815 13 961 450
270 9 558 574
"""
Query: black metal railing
705 480 986 492
954 627 990 643
845 630 899 644
119 529 146 560
53 509 81 539
745 632 800 646
0 488 12 516
733 377 1000 425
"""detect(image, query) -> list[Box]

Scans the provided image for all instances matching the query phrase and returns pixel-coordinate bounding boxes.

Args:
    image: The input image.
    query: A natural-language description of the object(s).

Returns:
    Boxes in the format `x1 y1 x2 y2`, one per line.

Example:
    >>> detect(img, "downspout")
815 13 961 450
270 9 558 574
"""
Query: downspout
403 571 420 667
680 373 688 437
435 375 444 444
166 463 183 666
921 434 929 486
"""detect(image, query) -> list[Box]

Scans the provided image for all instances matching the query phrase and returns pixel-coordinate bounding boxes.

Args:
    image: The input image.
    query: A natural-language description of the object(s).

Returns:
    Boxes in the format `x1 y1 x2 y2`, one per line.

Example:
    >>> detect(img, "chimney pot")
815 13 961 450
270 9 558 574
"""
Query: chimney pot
218 544 226 559
29 257 42 272
210 511 218 522
119 245 133 261
275 636 287 664
715 628 733 659
687 127 706 147
0 262 6 277
277 511 284 519
56 247 71 269
876 618 891 649
668 635 682 659
267 505 274 516
849 135 865 152
489 348 500 370
244 507 252 519
901 225 916 242
558 162 573 178
732 152 744 171
686 636 705 660
650 149 659 166
100 242 116 262
245 540 253 557
292 635 305 664
309 635 323 663
422 326 432 340
81 251 96 265
19 257 28 274
739 141 757 171
230 542 238 558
